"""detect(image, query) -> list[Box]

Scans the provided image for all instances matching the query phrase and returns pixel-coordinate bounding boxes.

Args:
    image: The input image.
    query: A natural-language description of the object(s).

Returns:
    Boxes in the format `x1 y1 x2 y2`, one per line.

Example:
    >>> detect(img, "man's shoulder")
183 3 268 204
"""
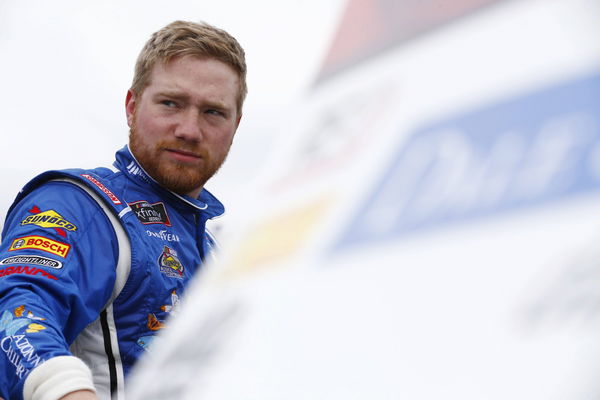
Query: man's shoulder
11 174 112 217
19 167 118 193
1 173 118 242
7 167 125 219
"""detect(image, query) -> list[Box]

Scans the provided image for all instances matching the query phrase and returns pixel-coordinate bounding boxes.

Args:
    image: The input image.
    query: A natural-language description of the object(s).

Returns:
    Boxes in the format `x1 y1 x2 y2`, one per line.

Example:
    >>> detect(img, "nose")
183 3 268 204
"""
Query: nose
174 109 203 142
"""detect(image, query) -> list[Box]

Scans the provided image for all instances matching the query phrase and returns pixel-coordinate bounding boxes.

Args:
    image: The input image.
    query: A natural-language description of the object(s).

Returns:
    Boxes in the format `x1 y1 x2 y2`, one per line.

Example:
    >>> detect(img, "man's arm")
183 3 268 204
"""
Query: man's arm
0 181 119 399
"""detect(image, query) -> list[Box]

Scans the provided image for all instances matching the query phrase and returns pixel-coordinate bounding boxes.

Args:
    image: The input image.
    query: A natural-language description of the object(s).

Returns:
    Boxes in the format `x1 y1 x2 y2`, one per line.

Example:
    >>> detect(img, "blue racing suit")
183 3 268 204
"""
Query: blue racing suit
0 146 223 399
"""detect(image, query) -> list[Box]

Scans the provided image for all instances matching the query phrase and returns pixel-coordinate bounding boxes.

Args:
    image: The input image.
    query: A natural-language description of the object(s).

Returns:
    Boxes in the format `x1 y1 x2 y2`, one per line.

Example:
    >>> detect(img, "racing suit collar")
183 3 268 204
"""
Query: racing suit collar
113 145 225 219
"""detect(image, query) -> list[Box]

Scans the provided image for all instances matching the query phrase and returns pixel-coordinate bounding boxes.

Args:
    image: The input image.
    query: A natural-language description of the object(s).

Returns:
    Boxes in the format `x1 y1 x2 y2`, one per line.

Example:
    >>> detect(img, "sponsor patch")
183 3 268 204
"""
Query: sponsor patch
21 206 77 237
0 255 62 269
1 334 44 379
137 335 154 350
0 266 58 280
12 305 45 322
147 313 165 331
0 306 45 336
158 246 184 279
0 307 46 379
146 229 180 242
160 290 180 316
9 235 71 258
137 290 181 350
81 174 122 205
129 200 171 226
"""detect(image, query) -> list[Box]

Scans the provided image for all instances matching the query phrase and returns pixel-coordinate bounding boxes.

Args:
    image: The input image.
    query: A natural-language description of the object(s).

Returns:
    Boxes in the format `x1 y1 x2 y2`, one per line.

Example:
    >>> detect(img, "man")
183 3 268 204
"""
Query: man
0 20 246 400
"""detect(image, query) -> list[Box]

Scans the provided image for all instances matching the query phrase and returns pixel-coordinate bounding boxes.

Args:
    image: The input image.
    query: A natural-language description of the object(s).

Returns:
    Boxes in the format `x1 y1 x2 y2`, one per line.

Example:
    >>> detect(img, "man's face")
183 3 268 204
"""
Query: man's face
126 55 241 198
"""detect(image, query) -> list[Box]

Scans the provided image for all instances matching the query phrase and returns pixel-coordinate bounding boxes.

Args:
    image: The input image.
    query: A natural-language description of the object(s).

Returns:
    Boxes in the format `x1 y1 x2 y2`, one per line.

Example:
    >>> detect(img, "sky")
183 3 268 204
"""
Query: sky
0 0 346 224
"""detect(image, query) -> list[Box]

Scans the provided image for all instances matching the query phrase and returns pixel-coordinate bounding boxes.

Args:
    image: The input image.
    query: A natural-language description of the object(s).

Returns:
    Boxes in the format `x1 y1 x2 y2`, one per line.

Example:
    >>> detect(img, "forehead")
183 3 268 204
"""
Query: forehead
146 56 239 103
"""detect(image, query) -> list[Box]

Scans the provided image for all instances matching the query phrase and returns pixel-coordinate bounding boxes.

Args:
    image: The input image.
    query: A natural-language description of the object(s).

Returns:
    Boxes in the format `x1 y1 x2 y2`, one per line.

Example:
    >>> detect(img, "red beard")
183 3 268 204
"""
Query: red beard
128 126 226 196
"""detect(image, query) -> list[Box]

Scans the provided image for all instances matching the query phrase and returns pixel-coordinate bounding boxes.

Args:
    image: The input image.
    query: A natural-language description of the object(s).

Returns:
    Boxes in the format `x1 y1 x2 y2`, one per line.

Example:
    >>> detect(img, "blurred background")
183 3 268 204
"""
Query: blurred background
4 0 600 398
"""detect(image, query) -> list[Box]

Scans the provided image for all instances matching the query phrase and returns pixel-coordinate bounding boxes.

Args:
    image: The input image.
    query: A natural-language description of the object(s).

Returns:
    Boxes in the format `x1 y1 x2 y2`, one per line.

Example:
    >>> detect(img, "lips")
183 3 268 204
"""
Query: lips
164 148 203 163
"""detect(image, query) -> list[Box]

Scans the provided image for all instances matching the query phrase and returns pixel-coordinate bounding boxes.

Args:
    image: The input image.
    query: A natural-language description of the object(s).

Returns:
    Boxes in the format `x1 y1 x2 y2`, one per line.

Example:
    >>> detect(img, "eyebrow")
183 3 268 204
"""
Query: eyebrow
155 90 230 111
154 90 189 102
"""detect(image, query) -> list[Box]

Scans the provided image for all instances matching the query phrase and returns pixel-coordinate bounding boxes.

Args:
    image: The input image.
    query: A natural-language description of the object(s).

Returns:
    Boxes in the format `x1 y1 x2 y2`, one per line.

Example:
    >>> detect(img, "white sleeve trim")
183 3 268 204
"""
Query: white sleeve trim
23 355 96 400
50 177 132 306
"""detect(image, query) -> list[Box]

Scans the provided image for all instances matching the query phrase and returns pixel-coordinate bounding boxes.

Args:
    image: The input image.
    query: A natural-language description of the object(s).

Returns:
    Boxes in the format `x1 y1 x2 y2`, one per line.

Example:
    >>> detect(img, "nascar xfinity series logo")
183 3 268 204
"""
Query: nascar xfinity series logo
129 200 172 226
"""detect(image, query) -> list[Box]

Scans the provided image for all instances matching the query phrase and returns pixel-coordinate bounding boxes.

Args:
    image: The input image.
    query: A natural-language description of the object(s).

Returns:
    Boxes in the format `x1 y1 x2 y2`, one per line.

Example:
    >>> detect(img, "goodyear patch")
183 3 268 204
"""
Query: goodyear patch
9 236 71 258
21 206 77 233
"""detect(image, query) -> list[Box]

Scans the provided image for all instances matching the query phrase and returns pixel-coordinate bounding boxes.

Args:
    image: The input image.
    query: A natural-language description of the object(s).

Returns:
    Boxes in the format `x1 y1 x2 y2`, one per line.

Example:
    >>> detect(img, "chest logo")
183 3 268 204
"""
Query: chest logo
21 206 77 237
128 200 171 226
158 246 184 279
146 230 180 242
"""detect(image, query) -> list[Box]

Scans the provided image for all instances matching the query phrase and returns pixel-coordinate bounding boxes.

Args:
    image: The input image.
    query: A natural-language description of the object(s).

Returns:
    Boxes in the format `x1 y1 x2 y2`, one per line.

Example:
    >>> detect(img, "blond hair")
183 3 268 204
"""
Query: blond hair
131 20 247 113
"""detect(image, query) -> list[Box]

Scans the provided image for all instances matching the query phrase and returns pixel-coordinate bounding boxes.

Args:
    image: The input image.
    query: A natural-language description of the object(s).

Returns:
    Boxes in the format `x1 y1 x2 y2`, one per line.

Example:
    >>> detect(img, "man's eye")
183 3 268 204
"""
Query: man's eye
205 109 224 117
161 100 177 107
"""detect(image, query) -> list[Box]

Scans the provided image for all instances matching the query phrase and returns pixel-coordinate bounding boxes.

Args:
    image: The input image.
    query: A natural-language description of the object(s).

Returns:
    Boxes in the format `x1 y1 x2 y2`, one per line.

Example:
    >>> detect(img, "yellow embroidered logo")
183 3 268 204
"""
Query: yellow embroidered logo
21 208 77 231
9 236 71 258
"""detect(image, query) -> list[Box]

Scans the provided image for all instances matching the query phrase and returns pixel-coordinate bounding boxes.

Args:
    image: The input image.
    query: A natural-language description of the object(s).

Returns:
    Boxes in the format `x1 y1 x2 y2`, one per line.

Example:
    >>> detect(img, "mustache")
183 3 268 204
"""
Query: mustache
156 140 209 159
129 122 208 159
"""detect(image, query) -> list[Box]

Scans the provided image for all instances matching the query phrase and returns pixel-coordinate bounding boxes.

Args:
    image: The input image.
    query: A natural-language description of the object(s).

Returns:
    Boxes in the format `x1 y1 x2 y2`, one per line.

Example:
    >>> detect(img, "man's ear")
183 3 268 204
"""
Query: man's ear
125 90 136 127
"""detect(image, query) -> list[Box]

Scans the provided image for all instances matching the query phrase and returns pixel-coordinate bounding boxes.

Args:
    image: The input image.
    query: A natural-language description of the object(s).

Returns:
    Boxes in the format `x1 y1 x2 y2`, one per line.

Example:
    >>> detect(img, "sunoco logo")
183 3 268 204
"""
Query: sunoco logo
21 207 77 232
129 200 171 226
